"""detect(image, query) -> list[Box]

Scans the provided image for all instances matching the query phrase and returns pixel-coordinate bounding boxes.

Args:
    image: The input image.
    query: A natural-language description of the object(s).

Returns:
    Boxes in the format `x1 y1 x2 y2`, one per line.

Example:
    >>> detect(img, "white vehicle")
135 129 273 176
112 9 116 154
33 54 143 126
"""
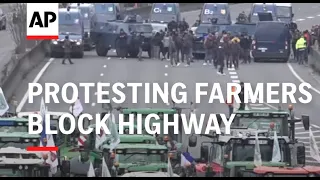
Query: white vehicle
121 171 180 177
150 23 167 33
0 147 50 177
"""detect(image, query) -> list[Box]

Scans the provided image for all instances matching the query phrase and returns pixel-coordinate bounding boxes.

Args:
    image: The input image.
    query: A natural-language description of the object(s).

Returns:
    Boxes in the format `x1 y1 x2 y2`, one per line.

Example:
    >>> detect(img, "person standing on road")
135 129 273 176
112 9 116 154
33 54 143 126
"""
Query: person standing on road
161 32 170 60
295 34 307 65
230 37 241 69
151 32 162 60
62 35 74 65
203 33 214 66
174 32 184 65
182 30 193 66
216 42 225 75
117 29 128 59
240 34 251 64
137 32 145 61
169 32 178 66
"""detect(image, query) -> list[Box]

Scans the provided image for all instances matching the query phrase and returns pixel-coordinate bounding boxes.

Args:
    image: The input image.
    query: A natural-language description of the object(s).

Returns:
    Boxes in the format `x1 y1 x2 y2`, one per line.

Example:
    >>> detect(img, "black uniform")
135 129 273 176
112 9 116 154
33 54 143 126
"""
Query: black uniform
168 19 178 32
117 29 128 58
62 35 73 64
179 19 189 33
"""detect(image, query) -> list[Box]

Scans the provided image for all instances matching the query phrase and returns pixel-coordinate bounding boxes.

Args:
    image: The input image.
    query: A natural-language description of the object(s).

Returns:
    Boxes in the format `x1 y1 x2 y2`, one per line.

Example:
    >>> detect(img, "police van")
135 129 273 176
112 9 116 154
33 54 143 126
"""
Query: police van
93 3 123 20
200 3 231 25
149 3 181 23
251 19 291 62
274 3 294 23
70 3 95 50
249 3 277 23
50 8 84 58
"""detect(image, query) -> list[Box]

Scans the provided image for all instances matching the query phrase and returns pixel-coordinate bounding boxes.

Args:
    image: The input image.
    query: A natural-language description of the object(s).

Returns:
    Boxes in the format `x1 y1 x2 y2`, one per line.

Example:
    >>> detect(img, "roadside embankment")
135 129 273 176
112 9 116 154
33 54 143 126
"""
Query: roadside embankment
309 44 320 73
1 40 49 100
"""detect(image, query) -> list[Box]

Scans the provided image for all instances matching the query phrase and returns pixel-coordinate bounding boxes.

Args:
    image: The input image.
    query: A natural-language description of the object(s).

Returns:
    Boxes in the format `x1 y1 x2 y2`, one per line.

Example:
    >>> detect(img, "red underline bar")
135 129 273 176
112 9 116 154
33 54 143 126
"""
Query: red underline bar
26 146 58 152
26 36 59 40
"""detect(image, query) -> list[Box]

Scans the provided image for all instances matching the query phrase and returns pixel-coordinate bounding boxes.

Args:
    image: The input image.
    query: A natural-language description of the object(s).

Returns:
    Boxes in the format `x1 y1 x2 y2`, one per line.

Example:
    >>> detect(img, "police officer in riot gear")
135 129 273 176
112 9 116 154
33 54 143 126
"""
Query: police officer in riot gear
237 11 248 22
137 32 145 61
62 35 74 65
168 17 178 32
179 18 189 33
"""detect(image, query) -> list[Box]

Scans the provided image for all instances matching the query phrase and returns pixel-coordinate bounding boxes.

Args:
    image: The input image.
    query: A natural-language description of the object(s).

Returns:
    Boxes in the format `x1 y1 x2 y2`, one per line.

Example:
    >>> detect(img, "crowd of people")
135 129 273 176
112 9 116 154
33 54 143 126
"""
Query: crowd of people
114 17 253 76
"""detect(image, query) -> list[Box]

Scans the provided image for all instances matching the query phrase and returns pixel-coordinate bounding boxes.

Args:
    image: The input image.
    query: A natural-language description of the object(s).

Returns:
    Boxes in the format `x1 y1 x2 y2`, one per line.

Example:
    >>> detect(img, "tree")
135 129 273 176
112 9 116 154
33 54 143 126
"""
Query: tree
8 3 27 54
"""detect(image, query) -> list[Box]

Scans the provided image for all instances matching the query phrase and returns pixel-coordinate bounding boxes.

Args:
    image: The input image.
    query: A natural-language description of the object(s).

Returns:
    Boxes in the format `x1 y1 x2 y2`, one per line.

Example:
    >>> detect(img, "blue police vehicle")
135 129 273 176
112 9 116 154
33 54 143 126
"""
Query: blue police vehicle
50 8 84 58
70 3 95 50
200 3 231 25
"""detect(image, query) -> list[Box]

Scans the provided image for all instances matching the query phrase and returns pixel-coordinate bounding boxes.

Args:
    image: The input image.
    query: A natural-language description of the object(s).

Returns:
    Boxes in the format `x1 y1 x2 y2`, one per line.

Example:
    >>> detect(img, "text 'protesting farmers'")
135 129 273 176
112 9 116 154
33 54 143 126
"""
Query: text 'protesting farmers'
27 82 312 136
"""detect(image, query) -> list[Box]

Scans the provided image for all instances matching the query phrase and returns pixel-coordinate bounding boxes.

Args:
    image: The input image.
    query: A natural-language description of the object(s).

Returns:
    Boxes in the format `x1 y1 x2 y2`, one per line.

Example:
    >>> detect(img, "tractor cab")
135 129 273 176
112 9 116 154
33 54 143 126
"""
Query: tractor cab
188 125 306 177
0 147 50 177
101 143 168 176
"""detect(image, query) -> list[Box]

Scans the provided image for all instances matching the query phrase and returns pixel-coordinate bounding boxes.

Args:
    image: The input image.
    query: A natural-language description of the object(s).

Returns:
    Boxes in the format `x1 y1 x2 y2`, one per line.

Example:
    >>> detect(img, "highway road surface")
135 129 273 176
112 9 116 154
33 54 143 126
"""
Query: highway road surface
15 3 320 165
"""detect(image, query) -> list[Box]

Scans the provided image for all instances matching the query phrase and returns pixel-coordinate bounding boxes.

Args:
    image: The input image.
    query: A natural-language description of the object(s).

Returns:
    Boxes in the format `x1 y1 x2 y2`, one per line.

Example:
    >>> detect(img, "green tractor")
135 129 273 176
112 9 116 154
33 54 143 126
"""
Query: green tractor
0 117 40 149
233 104 310 139
0 147 51 177
101 143 168 176
188 113 309 177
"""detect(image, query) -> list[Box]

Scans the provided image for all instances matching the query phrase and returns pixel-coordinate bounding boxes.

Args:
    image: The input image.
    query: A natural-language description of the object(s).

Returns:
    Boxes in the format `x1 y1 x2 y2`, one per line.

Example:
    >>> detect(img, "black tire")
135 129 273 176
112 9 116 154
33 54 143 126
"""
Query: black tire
128 50 139 58
50 52 58 58
283 57 289 62
77 51 84 58
254 58 259 62
148 50 152 58
2 25 6 30
193 53 205 60
96 40 108 56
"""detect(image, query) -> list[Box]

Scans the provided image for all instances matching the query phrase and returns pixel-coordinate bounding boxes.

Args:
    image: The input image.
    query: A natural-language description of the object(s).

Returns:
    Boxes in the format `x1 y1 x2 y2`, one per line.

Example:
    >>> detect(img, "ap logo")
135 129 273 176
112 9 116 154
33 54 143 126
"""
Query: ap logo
26 3 59 40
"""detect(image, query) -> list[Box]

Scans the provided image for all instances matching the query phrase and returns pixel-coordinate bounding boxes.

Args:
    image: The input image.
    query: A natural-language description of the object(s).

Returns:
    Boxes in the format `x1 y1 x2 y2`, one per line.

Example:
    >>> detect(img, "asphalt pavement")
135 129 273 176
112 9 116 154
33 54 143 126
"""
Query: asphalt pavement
15 3 320 164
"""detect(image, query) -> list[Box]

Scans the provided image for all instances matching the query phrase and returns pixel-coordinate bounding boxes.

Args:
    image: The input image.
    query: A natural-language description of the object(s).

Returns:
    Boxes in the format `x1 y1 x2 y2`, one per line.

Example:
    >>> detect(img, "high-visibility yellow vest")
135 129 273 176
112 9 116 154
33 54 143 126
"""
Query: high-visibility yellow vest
295 38 306 50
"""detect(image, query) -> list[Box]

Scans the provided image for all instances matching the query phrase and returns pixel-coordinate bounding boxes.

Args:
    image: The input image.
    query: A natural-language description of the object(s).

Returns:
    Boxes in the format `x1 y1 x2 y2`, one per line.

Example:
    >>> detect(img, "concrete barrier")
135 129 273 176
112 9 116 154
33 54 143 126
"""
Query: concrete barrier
309 44 320 73
1 40 49 100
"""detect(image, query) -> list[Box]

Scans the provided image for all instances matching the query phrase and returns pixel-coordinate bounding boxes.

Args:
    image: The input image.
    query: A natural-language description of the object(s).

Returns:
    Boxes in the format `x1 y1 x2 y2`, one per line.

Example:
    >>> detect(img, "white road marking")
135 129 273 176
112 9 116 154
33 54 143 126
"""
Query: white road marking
232 79 240 83
318 14 320 17
16 58 55 112
287 63 320 95
103 65 107 68
100 73 104 76
98 81 101 83
229 72 237 75
113 50 116 53
107 57 111 60
164 73 168 76
296 18 305 21
307 16 315 19
230 76 238 79
228 68 235 71
166 102 170 106
165 65 168 68
91 103 96 107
